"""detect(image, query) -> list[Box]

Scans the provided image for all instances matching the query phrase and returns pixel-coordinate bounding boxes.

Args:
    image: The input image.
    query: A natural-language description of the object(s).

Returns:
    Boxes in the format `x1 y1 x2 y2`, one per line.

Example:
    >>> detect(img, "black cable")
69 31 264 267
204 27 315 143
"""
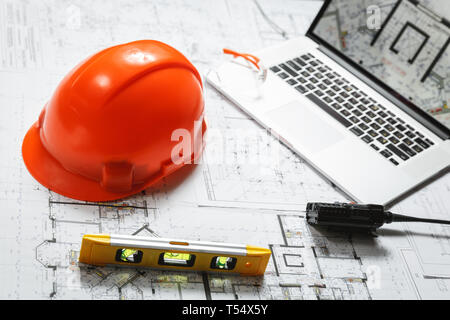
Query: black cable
388 212 450 225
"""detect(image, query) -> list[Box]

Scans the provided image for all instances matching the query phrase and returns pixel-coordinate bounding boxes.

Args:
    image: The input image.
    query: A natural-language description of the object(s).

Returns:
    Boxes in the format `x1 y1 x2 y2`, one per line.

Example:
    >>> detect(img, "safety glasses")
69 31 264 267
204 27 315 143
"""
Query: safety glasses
206 48 268 100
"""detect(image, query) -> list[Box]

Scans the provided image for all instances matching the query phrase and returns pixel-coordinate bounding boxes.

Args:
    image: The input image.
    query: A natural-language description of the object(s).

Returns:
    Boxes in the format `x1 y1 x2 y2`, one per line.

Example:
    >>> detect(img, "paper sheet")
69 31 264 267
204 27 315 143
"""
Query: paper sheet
1 0 450 300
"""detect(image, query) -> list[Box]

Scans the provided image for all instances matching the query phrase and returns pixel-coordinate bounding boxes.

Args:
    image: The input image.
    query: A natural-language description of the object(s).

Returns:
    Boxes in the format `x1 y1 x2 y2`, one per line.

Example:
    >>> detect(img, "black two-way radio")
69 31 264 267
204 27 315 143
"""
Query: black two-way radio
306 202 450 231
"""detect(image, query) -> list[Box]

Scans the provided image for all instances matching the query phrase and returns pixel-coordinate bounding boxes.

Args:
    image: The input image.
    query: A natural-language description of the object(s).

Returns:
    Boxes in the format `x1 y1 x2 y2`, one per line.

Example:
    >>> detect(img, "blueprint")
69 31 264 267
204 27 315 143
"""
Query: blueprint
0 0 450 300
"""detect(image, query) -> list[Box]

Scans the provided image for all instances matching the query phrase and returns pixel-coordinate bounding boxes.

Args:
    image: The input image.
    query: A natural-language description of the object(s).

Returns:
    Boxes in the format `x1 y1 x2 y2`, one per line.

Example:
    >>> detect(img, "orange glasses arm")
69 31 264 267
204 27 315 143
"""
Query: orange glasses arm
223 48 261 70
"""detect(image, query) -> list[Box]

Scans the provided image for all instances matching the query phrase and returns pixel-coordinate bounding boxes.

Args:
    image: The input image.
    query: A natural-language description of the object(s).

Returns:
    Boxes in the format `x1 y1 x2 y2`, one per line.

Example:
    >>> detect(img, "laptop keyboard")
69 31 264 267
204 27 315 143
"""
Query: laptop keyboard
270 53 435 166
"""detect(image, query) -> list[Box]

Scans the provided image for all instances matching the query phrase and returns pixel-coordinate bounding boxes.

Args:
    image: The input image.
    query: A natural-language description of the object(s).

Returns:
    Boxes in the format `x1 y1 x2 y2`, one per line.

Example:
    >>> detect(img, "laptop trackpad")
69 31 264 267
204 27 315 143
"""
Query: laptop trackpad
265 101 345 154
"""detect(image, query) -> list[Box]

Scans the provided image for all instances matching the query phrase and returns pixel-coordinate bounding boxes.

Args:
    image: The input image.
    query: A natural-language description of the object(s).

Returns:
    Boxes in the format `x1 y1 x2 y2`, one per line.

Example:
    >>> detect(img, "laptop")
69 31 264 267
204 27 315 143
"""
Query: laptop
207 0 450 206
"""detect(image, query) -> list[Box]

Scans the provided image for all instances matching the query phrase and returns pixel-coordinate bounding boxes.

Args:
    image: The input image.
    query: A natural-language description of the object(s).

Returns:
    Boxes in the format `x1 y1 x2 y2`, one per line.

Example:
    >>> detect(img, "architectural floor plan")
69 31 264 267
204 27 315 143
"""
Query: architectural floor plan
314 0 450 127
1 0 450 299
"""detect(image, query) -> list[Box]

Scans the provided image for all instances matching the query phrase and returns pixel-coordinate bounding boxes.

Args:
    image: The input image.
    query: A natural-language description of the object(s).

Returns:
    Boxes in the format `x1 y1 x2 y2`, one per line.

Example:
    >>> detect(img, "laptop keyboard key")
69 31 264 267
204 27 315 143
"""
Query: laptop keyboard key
301 54 310 60
360 98 370 105
393 131 404 139
412 145 423 153
387 144 409 161
287 60 301 71
314 90 324 97
343 85 352 92
398 143 416 157
359 123 369 131
387 117 397 125
326 90 336 97
280 63 298 77
403 138 413 146
361 116 371 124
375 118 385 125
341 109 351 117
305 93 352 128
368 130 378 138
362 135 373 143
357 104 367 112
294 58 306 66
340 91 350 98
270 66 281 73
331 103 342 110
294 85 307 94
352 109 363 117
343 103 353 110
389 136 399 144
390 158 399 166
350 116 360 124
380 150 392 158
415 138 430 149
380 130 389 137
378 111 388 118
366 111 376 118
350 127 364 136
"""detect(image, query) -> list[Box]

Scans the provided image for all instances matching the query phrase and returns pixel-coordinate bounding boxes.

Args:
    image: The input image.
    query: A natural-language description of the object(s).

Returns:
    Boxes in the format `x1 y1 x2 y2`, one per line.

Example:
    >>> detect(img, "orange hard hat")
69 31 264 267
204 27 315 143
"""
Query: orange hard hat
22 40 206 201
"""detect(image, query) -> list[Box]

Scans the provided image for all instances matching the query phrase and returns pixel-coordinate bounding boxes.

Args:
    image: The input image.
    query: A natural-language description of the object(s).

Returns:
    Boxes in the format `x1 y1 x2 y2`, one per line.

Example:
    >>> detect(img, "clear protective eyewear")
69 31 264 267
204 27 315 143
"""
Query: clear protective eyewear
206 48 268 100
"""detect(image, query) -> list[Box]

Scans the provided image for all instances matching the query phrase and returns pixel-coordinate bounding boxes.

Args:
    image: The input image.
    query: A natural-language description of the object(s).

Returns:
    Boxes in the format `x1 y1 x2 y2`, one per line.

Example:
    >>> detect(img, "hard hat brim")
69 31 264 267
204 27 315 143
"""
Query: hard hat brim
22 122 203 202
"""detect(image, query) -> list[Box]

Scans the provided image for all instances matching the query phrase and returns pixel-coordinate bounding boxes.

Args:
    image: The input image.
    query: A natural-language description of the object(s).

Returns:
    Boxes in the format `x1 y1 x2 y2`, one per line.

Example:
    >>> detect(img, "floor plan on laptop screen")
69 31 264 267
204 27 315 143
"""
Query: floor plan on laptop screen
1 0 450 300
314 0 450 129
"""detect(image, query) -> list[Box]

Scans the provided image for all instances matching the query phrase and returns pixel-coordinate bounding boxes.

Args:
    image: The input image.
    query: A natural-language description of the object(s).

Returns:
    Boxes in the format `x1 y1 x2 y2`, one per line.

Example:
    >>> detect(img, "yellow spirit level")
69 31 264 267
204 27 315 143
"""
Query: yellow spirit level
79 234 271 276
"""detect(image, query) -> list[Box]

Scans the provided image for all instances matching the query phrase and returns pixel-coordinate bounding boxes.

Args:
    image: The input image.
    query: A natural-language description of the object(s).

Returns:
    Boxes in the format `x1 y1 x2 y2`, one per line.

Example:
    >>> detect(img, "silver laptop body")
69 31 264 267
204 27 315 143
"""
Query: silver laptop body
207 0 450 206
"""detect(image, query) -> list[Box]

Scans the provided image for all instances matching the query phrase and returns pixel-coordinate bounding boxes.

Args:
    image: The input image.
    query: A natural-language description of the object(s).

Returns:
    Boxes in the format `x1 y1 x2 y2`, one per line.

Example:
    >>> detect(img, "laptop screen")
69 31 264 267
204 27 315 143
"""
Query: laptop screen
310 0 450 131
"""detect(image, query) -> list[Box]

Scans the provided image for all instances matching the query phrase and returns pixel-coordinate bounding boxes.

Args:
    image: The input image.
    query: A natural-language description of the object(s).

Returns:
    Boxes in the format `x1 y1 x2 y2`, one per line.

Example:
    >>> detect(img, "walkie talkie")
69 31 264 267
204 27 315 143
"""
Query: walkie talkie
306 202 450 231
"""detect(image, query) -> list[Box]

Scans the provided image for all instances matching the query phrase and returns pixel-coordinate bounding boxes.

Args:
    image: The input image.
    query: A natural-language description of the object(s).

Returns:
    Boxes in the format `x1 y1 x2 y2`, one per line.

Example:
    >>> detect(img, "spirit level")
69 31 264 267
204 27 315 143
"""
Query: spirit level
79 234 271 276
